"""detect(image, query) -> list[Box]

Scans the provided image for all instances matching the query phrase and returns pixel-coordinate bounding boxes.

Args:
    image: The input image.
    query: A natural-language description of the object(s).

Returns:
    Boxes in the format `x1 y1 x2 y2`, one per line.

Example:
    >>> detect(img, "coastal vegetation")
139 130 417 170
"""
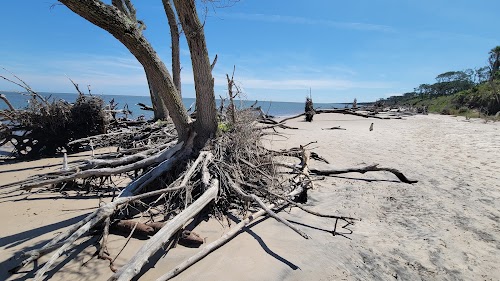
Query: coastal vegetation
380 46 500 118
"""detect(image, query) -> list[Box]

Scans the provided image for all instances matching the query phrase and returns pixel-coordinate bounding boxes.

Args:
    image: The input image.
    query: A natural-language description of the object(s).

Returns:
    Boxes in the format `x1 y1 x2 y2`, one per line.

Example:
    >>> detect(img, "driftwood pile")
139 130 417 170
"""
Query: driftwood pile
2 97 418 281
0 76 111 158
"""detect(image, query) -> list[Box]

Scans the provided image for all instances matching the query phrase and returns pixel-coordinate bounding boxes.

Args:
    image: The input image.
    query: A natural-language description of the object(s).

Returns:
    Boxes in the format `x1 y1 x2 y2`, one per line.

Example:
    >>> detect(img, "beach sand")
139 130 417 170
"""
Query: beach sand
1 113 499 280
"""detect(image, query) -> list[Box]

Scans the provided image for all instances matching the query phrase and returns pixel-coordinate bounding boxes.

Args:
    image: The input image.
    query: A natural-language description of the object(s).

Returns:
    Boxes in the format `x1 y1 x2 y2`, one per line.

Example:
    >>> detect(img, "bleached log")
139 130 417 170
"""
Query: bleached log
85 142 174 169
67 131 133 145
108 180 219 281
226 175 308 239
0 93 15 111
34 204 116 280
14 185 187 276
20 141 184 191
118 146 188 197
156 185 311 281
156 204 274 281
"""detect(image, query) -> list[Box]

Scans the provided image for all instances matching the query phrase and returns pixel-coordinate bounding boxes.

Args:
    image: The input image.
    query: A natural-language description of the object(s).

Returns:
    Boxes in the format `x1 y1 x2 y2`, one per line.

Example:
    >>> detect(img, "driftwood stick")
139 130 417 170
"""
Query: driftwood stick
9 208 100 273
181 151 208 207
99 217 111 257
85 142 173 169
322 126 346 130
201 153 213 188
19 142 184 191
310 164 418 184
250 194 309 239
226 176 308 239
108 180 219 281
155 185 310 281
34 204 116 280
13 185 187 275
118 147 189 197
0 93 15 111
278 113 306 124
155 204 274 281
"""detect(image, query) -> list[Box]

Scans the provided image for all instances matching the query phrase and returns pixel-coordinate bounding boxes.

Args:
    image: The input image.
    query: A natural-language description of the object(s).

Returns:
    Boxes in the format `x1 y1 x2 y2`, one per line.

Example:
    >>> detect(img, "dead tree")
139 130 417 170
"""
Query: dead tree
305 97 315 122
162 0 182 96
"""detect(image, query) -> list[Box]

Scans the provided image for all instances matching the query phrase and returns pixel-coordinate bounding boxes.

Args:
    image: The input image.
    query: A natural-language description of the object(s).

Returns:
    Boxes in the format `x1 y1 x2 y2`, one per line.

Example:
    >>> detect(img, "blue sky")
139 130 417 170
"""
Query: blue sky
0 0 498 103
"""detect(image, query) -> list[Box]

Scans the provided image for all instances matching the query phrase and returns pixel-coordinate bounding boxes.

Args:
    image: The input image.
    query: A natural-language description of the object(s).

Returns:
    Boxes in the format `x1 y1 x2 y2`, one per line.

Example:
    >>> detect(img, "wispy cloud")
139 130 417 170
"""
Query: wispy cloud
233 77 394 91
220 12 394 32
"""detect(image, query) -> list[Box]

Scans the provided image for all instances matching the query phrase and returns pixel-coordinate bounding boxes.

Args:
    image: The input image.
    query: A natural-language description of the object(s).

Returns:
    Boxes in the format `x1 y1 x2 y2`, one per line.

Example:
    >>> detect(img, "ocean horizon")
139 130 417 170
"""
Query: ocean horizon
0 91 356 119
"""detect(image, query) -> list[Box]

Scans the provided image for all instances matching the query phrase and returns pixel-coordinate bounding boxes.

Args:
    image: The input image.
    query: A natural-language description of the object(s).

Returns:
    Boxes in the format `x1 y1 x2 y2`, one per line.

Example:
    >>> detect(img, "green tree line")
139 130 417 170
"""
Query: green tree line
380 46 500 116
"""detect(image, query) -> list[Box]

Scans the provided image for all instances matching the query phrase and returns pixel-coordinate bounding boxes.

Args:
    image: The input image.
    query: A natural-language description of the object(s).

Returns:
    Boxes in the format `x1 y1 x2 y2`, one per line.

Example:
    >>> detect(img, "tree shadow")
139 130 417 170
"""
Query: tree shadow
0 213 90 249
228 212 300 270
244 227 300 270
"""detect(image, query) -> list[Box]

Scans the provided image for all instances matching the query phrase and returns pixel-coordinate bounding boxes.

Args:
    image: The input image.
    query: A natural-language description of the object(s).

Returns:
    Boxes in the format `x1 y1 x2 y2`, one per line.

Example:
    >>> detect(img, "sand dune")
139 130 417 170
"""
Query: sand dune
1 113 499 280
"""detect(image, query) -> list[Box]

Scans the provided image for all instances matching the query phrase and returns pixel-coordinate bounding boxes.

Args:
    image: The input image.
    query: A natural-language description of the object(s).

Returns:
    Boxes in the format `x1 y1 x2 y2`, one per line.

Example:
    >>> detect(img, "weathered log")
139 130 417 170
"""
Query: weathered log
12 184 187 276
108 180 219 281
0 93 15 111
278 113 305 124
226 175 308 239
19 141 184 191
155 204 274 281
178 230 204 247
146 222 166 233
155 185 312 281
322 126 346 130
111 220 155 237
310 164 418 184
85 142 173 169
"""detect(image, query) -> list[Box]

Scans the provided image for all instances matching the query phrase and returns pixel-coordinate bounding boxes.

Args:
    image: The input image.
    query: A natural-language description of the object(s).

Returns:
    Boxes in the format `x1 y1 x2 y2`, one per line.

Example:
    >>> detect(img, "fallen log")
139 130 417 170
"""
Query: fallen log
15 141 183 191
155 184 346 281
322 126 346 130
11 184 188 275
156 203 275 281
108 180 219 281
310 164 418 184
111 220 155 237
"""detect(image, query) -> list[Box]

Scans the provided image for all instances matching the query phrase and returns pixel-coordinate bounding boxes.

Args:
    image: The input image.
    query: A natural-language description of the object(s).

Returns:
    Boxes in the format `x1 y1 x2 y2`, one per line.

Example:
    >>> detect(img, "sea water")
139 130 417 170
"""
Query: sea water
0 91 350 119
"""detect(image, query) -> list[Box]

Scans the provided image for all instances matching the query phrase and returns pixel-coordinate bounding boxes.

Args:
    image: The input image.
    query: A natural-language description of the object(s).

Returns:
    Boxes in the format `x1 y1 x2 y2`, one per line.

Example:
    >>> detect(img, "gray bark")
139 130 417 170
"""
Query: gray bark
162 0 182 96
173 0 218 145
59 0 191 140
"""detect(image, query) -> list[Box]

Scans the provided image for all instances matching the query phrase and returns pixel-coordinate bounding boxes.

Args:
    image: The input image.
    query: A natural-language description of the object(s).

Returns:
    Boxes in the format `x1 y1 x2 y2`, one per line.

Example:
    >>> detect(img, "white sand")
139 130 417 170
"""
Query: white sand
1 113 499 280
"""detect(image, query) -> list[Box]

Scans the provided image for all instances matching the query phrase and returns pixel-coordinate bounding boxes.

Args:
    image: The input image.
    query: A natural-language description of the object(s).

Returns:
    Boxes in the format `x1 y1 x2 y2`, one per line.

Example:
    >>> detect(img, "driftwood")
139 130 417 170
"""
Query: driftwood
145 222 166 233
315 108 402 120
322 126 346 130
0 93 15 111
9 141 183 192
111 220 155 237
155 183 353 281
108 181 218 281
15 183 189 280
310 164 418 184
156 202 279 281
178 230 204 247
137 102 154 111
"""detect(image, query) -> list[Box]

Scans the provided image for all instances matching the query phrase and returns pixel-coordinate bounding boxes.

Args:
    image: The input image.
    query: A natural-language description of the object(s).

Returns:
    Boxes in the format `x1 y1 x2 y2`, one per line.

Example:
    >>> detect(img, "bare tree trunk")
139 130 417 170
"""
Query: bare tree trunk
59 0 191 140
146 72 166 120
162 0 181 97
173 0 217 145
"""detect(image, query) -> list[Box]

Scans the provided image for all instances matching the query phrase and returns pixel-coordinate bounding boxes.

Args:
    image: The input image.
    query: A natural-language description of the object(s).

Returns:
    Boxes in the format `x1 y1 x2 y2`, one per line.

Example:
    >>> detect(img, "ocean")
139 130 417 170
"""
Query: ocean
0 91 350 119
